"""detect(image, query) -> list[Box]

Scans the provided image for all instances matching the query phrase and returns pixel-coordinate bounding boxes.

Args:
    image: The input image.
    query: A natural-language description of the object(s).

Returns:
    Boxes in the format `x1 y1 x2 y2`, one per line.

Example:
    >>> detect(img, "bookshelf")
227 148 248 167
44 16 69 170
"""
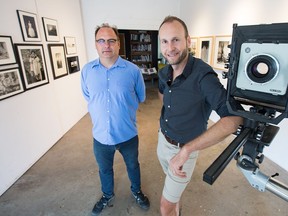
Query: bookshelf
118 29 158 70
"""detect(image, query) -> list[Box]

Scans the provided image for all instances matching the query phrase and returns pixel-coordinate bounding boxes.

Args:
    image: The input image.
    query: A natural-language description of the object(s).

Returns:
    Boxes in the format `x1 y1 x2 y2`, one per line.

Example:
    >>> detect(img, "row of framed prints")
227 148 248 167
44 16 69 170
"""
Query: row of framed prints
0 9 80 101
17 9 62 43
190 35 231 71
0 35 80 101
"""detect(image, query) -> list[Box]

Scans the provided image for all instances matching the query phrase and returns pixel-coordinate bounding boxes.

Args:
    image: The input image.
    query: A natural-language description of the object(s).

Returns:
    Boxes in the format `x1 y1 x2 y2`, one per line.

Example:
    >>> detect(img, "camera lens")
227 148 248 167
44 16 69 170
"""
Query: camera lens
246 54 279 84
252 62 269 76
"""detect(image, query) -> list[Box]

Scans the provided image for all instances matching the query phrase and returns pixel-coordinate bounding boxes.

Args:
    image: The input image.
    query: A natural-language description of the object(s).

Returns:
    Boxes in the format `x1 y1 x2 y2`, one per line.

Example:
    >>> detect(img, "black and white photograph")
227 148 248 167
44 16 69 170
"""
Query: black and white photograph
15 44 49 90
48 44 68 79
0 68 24 101
42 17 60 42
67 56 80 74
0 36 16 66
17 10 41 42
199 36 214 65
213 35 231 70
64 36 77 55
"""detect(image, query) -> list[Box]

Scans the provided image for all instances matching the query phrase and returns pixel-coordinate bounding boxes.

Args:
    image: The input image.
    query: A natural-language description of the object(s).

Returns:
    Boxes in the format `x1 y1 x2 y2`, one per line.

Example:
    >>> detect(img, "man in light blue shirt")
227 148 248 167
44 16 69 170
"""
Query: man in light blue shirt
81 23 149 216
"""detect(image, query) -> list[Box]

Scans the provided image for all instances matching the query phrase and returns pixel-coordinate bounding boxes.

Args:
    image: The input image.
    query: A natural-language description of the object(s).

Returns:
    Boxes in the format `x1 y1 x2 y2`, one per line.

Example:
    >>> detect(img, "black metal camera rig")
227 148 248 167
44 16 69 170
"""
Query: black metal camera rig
203 23 288 202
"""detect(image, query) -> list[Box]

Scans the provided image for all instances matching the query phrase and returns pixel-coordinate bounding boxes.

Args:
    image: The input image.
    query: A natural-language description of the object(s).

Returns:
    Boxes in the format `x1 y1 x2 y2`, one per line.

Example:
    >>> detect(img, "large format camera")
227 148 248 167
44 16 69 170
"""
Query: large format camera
227 23 288 123
203 23 288 201
237 43 288 95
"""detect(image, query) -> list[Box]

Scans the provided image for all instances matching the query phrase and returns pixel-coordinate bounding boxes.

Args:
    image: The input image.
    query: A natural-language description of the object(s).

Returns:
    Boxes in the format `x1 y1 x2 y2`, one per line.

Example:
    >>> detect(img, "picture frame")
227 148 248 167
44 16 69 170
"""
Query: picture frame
0 35 16 66
67 56 80 74
15 44 49 90
199 36 214 65
213 35 232 71
48 44 68 79
0 68 24 101
190 37 199 57
64 36 77 55
17 10 41 42
42 17 60 42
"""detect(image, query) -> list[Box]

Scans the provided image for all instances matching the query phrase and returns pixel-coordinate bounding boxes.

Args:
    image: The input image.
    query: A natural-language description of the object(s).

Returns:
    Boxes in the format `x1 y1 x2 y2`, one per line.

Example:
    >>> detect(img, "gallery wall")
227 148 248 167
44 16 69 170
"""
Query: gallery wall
80 0 180 62
0 0 87 196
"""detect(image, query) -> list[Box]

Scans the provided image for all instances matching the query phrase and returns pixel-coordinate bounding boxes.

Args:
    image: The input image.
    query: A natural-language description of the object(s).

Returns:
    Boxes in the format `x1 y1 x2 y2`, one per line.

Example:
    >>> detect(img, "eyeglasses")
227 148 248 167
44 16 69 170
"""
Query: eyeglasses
96 38 118 45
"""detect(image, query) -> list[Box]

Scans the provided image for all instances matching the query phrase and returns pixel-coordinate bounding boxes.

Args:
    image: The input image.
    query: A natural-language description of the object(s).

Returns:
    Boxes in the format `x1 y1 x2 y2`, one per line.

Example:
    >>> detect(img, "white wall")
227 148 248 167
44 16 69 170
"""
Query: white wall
0 0 87 196
181 0 288 35
180 0 288 171
80 0 180 62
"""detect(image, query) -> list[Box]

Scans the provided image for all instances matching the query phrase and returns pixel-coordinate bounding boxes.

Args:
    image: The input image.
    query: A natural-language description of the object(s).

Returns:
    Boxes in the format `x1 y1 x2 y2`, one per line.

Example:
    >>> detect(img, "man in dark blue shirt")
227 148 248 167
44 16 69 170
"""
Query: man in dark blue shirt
157 16 243 216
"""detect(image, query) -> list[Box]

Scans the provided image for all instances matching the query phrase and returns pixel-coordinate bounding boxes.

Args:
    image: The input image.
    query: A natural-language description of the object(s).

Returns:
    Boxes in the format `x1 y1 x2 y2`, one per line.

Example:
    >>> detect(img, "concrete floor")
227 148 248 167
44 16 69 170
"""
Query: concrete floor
0 83 287 216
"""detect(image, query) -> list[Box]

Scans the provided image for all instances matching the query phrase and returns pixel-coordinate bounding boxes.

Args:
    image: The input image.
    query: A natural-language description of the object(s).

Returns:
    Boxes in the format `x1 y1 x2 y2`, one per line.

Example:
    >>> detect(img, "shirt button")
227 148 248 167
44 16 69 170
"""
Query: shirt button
169 90 171 93
165 119 168 122
168 105 170 108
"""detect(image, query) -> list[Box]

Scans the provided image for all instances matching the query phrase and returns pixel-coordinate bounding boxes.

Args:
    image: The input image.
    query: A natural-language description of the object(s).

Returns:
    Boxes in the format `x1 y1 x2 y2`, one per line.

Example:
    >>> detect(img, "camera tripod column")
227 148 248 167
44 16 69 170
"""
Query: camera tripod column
235 119 288 202
237 152 288 202
203 117 288 202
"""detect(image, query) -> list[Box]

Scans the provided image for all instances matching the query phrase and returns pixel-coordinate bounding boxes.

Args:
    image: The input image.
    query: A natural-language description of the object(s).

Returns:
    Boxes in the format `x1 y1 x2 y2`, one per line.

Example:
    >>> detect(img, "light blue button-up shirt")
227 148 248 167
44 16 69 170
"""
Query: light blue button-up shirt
81 57 146 145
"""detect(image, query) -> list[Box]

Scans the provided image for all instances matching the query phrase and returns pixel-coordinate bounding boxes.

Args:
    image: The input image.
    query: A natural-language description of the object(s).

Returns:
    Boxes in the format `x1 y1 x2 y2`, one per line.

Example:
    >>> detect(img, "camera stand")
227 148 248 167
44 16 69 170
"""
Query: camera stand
203 116 288 202
204 22 288 203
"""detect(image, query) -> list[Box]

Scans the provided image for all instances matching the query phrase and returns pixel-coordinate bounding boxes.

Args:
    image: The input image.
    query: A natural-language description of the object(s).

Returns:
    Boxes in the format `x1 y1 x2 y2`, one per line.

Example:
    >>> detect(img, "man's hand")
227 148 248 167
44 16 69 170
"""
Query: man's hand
169 147 190 178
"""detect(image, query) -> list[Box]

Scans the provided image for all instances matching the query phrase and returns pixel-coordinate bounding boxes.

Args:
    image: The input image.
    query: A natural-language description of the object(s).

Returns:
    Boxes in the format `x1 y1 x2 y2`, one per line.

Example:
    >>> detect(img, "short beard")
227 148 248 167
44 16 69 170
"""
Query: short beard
167 49 189 65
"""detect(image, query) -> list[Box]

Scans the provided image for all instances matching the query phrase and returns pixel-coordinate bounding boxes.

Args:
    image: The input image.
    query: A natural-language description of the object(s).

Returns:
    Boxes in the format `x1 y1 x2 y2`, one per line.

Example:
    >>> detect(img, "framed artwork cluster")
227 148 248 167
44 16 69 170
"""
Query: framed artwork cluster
64 36 80 74
0 9 80 101
190 35 232 71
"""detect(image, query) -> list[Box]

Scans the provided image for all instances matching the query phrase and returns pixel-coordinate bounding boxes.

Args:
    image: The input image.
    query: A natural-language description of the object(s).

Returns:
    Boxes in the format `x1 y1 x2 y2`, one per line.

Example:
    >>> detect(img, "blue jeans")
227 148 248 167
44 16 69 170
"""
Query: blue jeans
93 135 141 197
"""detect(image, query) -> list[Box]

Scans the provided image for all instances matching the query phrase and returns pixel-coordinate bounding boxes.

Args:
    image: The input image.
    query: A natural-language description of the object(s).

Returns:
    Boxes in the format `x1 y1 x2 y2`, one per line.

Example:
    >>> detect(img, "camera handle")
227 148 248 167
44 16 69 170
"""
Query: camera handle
203 118 288 202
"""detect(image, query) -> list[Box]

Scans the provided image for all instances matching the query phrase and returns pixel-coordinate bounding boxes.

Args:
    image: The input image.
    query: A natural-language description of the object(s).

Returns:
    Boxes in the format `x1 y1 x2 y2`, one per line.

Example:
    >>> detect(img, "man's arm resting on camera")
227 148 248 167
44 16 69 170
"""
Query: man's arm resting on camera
170 115 243 177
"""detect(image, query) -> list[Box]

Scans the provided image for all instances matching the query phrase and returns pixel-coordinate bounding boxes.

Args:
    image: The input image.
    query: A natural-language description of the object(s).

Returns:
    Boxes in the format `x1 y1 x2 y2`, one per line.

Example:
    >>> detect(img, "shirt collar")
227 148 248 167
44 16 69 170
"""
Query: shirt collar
92 56 126 69
181 54 195 78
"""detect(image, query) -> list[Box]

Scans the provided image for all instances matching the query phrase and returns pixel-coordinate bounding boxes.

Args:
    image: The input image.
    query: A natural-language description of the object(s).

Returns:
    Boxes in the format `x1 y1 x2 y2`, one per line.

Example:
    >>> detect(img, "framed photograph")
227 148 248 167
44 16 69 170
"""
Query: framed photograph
64 36 77 55
0 36 16 66
190 37 199 57
213 35 232 71
42 17 60 42
199 36 214 65
48 44 68 79
0 68 24 101
67 56 80 74
15 44 49 90
17 10 41 42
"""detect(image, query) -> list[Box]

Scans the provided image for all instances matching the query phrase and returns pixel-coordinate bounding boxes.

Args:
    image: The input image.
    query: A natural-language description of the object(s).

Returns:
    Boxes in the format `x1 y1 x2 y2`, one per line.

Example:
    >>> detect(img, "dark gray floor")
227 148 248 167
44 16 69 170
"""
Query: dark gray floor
0 84 287 216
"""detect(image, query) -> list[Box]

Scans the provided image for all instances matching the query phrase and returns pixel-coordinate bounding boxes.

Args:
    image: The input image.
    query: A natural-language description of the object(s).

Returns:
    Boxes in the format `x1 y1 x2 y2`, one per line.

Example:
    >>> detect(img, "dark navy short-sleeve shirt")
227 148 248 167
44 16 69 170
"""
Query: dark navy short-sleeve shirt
158 54 233 144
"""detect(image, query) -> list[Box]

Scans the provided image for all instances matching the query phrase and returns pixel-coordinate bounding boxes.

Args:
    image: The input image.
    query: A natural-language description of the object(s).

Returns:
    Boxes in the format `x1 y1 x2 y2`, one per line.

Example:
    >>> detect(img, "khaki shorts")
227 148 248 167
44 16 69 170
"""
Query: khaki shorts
157 129 198 203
